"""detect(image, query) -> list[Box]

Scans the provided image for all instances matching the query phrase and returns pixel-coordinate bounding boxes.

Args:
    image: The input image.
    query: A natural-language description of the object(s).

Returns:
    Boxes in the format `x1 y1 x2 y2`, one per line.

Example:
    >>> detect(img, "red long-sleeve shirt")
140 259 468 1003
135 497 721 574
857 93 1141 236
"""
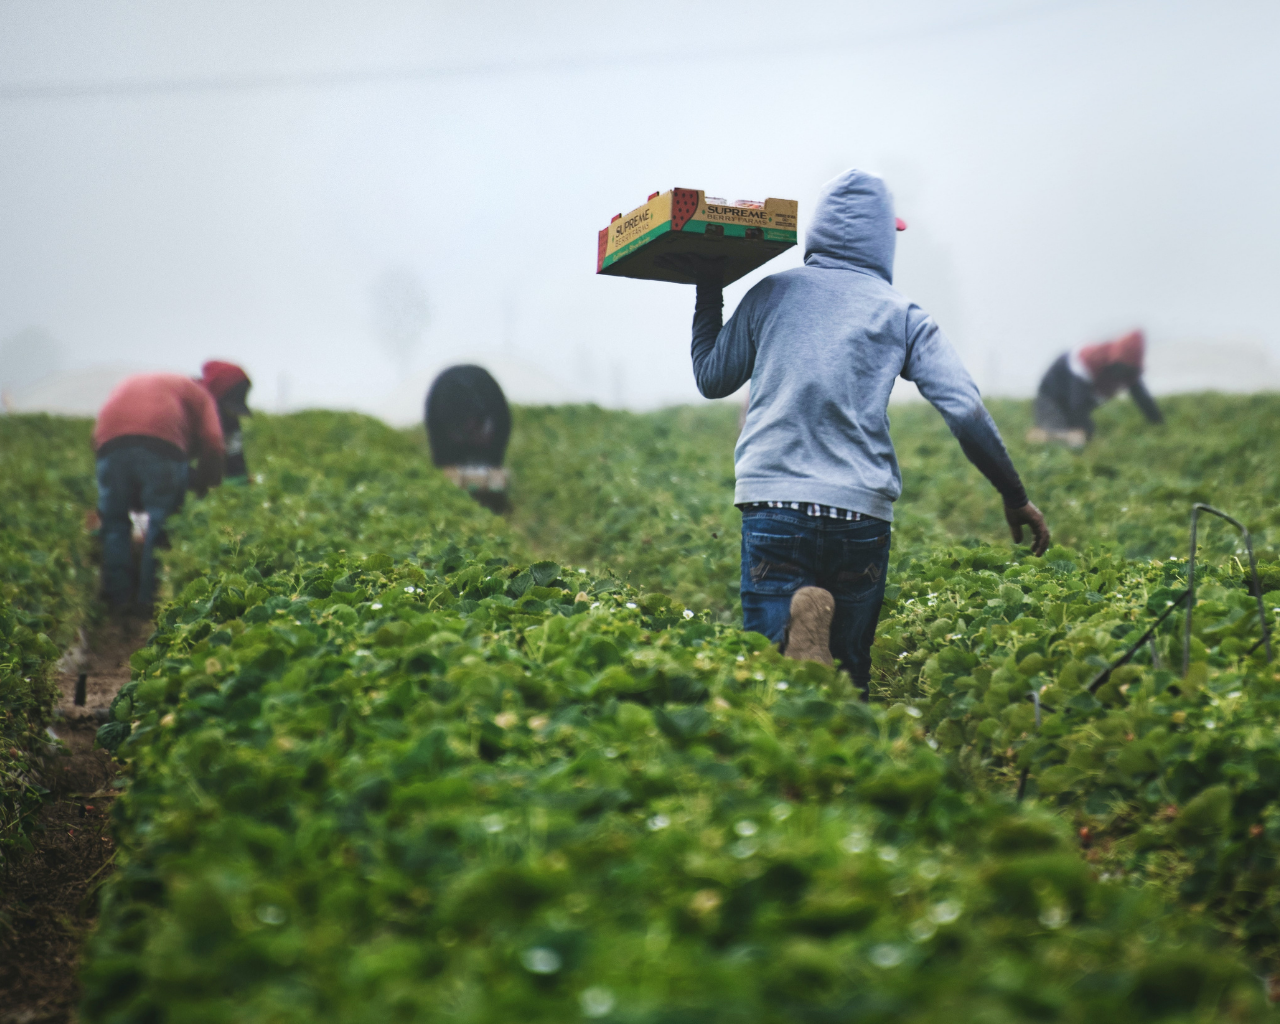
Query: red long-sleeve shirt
93 373 225 459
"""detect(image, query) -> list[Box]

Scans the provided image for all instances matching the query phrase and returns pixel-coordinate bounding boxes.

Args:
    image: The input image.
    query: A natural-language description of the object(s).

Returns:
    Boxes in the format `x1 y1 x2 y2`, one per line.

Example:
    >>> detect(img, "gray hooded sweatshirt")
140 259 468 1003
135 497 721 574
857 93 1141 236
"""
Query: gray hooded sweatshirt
690 168 1026 521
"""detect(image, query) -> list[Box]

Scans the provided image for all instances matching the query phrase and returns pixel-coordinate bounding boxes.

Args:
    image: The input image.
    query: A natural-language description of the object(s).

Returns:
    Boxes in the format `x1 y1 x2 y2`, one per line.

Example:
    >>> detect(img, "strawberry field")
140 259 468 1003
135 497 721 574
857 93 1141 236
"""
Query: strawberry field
4 393 1280 1020
1 415 97 853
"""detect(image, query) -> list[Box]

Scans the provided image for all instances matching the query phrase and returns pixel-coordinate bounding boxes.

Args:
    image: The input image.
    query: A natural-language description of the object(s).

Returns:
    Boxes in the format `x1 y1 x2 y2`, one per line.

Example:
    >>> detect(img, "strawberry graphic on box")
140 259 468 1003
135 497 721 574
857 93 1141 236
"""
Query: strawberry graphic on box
671 188 700 231
597 188 798 285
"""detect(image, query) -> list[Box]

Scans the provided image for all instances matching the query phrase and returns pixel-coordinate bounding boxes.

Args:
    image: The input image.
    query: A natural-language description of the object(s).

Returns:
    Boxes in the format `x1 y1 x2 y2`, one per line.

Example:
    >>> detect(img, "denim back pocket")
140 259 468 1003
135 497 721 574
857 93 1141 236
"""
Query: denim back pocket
829 529 890 598
742 527 807 595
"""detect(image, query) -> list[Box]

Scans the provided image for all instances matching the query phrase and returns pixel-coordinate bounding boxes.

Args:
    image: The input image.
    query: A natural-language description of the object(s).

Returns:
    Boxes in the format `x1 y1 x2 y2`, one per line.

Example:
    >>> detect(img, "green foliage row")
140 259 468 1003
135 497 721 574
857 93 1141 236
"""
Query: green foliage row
894 393 1280 558
502 394 1280 971
506 404 744 620
162 411 520 594
0 414 97 855
83 410 1272 1022
505 395 1280 609
873 540 1280 964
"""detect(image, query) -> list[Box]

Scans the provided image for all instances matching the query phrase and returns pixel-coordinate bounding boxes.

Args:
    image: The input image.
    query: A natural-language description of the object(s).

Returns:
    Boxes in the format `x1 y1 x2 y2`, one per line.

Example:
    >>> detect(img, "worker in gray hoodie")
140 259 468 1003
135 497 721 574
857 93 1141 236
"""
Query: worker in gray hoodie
663 168 1049 697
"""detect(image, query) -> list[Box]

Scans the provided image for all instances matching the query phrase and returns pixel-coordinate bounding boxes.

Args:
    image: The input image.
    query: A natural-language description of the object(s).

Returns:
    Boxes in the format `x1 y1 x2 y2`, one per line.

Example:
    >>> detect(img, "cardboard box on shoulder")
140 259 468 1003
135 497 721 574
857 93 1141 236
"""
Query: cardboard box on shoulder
597 189 798 285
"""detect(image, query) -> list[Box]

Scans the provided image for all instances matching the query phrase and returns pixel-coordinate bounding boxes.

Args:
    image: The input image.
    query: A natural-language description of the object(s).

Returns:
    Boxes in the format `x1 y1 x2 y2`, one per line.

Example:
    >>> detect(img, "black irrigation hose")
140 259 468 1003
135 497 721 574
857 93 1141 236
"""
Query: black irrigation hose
1018 573 1264 801
1087 589 1190 694
1184 504 1272 674
1012 501 1272 802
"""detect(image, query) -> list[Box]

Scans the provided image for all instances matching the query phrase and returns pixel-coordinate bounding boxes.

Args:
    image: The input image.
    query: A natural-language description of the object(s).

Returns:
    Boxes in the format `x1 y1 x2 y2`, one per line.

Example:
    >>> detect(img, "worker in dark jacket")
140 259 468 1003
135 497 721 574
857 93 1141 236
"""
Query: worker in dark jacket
93 373 225 615
199 361 253 481
1029 330 1162 447
425 365 512 513
664 169 1049 697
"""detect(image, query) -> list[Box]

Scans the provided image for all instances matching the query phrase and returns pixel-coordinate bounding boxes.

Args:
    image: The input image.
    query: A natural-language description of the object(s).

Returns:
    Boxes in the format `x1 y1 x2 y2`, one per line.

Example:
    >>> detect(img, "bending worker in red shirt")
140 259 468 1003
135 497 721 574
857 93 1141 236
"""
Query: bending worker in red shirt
1029 329 1163 447
93 371 227 615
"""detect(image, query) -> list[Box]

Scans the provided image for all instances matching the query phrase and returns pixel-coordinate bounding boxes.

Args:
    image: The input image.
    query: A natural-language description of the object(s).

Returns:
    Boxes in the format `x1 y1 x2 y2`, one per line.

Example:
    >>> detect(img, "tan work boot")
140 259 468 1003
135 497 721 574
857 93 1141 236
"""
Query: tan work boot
784 587 834 665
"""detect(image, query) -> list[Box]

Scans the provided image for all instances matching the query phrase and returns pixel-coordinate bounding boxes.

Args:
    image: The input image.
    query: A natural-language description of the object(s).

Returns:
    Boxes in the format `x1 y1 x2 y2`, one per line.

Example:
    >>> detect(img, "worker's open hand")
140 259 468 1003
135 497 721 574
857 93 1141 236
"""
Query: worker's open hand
655 253 726 285
1006 501 1051 557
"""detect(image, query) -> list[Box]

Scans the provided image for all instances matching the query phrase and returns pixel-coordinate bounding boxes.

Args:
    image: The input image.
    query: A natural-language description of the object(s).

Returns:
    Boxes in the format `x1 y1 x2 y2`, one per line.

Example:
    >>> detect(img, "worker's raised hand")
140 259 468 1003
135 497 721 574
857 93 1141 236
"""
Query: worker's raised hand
1006 501 1051 557
654 252 726 285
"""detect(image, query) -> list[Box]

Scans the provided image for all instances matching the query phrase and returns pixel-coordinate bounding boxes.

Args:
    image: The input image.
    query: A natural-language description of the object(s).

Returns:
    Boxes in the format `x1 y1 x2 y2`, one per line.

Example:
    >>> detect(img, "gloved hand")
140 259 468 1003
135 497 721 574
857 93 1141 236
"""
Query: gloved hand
1006 502 1051 557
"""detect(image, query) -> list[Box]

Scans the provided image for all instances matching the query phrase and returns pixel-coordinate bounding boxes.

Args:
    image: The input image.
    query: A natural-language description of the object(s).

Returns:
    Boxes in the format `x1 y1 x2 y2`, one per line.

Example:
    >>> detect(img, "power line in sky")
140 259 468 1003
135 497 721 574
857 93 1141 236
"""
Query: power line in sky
0 0 1105 103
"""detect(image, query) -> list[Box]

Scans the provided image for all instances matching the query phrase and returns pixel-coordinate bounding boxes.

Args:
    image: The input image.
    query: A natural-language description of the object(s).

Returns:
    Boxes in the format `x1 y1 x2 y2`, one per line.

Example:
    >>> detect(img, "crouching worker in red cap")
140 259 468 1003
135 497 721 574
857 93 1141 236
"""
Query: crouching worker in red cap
199 360 253 482
93 370 228 616
1029 329 1162 447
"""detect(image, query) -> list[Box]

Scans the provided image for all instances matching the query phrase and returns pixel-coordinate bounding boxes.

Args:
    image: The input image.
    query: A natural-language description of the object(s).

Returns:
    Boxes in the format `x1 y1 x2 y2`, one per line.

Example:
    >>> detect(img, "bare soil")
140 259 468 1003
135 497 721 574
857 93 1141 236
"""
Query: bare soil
0 617 150 1024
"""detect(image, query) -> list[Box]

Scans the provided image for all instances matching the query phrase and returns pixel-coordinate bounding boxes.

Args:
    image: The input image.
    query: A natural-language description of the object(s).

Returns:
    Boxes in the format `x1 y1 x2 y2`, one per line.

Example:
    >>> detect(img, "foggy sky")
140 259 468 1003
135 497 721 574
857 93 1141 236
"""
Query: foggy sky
1 0 1277 417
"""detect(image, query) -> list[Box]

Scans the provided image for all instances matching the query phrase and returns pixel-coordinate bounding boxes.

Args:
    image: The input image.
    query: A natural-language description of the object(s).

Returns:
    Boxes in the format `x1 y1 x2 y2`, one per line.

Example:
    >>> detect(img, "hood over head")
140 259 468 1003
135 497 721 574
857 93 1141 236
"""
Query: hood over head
804 169 898 282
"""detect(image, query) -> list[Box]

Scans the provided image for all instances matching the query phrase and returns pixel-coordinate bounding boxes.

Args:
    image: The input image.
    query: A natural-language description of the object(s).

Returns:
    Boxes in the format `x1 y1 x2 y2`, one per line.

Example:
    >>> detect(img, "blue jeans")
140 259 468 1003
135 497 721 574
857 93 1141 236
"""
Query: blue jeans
740 507 891 695
96 446 188 609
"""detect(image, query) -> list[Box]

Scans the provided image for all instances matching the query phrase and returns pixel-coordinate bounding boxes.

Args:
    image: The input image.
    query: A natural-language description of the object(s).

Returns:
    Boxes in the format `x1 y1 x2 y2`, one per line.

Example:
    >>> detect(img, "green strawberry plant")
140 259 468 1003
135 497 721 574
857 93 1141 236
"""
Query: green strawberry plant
873 540 1280 965
891 393 1280 559
504 395 1280 619
162 410 522 591
7 392 1280 1014
80 408 1278 1020
86 555 1270 1022
505 404 744 620
499 394 1280 977
0 414 97 855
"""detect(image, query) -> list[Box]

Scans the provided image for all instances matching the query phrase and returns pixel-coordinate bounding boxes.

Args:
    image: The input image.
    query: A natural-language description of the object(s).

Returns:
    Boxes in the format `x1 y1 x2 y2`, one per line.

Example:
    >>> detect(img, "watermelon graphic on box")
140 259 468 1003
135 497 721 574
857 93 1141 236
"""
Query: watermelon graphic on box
597 189 798 285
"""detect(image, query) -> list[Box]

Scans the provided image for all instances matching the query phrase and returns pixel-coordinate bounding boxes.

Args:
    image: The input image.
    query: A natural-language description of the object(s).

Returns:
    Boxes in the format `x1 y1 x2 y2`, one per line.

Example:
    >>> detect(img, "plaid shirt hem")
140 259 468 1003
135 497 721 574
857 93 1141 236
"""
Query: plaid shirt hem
737 500 868 521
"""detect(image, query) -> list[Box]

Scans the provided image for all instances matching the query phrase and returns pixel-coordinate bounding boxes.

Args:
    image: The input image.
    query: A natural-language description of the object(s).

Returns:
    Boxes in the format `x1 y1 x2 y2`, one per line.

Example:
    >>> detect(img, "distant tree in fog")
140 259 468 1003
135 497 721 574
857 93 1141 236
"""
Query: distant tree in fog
371 268 429 377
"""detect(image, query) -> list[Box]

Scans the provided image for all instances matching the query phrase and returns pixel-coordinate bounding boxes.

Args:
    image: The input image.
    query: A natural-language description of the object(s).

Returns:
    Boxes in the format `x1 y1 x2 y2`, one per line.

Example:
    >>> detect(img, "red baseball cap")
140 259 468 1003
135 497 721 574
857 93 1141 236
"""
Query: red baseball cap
199 360 252 415
1113 329 1144 370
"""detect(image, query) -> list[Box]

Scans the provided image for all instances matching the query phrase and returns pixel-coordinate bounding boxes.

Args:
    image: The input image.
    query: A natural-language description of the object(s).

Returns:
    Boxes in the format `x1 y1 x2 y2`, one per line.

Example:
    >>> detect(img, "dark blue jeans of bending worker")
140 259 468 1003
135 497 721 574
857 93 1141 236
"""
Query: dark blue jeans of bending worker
96 445 188 610
740 507 891 696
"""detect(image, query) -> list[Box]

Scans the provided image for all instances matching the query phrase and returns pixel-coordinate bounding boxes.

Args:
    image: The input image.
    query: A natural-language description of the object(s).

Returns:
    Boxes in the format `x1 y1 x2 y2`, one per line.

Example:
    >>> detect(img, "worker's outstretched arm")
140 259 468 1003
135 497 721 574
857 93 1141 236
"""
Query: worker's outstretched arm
690 279 756 398
188 382 227 496
902 311 1051 555
1128 379 1163 425
192 451 226 497
659 254 755 399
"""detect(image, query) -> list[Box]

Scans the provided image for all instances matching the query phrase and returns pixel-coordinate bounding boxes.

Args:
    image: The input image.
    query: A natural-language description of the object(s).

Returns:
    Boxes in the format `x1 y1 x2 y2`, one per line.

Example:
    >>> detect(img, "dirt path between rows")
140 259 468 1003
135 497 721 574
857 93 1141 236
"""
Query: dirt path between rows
0 618 150 1024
